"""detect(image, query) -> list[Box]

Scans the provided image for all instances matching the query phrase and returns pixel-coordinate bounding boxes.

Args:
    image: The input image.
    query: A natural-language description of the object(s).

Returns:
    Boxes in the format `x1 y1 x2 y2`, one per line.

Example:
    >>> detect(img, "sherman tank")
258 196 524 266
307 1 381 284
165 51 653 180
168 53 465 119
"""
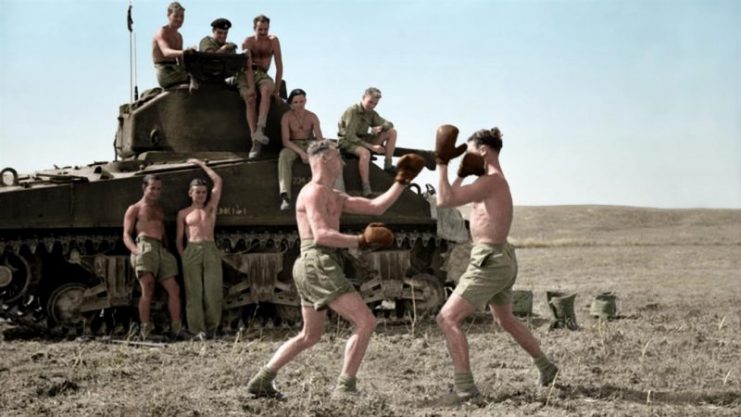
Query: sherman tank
0 52 468 336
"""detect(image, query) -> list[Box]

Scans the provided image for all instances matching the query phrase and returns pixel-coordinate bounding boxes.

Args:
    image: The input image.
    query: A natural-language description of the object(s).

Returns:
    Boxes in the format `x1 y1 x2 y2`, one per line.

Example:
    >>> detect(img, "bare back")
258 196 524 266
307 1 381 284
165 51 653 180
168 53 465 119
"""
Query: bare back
152 26 183 63
295 183 346 240
468 172 513 245
243 35 276 70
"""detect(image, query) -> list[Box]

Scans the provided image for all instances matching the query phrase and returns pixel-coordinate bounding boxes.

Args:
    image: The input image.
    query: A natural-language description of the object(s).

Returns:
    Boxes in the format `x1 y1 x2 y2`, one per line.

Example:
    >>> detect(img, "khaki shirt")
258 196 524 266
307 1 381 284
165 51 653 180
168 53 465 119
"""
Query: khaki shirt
337 103 394 142
198 36 237 53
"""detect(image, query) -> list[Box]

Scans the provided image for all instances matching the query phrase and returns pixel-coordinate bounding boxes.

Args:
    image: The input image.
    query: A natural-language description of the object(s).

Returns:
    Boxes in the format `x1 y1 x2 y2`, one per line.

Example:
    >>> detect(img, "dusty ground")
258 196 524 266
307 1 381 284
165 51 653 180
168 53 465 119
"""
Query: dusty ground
1 206 740 416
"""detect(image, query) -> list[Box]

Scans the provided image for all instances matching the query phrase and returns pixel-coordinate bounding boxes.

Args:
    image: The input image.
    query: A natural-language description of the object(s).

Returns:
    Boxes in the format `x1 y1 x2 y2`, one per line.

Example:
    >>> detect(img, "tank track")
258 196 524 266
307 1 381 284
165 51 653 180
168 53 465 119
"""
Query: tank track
0 227 445 336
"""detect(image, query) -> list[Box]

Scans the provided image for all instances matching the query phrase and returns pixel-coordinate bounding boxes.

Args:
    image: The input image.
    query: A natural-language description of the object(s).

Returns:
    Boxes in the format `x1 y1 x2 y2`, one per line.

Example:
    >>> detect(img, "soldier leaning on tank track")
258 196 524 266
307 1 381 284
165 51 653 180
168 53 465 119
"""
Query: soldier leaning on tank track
246 141 426 399
199 18 256 142
242 14 284 159
338 87 398 197
277 88 324 211
151 2 194 89
176 159 224 341
434 125 559 403
123 174 185 340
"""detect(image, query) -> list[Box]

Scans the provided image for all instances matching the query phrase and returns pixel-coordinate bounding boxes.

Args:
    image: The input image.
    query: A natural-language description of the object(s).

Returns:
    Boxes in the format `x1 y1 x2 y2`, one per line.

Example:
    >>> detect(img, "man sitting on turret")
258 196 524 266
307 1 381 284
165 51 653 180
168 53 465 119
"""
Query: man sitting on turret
199 18 255 141
151 2 193 89
241 14 284 159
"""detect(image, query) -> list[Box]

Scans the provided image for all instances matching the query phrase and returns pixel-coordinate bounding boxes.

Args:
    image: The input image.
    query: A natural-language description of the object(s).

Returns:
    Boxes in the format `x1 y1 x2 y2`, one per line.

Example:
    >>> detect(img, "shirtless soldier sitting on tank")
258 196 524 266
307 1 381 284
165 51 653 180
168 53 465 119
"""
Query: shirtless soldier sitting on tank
434 125 559 402
123 174 184 340
245 141 425 398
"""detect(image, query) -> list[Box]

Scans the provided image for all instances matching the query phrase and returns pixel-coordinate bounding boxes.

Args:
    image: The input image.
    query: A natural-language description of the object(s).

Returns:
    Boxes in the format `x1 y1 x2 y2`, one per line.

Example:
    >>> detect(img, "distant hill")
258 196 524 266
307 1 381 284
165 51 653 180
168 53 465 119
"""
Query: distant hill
457 205 741 247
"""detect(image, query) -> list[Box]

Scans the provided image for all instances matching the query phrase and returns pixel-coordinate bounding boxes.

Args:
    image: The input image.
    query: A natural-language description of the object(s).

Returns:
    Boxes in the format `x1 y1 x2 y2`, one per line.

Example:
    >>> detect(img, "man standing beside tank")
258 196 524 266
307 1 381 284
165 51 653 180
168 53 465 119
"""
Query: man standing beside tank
152 2 193 89
199 18 256 143
277 88 323 211
123 175 184 340
246 141 425 398
176 159 223 340
242 14 284 159
434 125 559 402
338 87 398 197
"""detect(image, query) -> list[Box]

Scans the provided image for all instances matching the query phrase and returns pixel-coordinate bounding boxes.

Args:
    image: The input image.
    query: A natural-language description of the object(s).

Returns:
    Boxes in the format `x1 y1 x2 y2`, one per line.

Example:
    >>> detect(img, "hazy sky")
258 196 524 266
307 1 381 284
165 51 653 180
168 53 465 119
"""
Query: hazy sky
1 0 739 208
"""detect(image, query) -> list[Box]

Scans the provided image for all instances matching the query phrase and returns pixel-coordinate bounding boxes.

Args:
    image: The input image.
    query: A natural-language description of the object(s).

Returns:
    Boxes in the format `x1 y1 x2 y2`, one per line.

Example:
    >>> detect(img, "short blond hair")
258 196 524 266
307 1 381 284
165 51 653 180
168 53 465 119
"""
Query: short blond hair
167 2 185 16
364 87 382 99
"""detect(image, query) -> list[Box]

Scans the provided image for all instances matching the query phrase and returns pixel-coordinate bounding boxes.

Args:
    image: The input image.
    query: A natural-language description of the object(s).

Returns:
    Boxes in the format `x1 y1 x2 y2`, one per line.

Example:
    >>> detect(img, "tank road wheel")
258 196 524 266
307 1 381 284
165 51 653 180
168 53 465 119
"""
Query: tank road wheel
0 252 31 304
275 304 302 326
401 274 446 318
46 282 87 328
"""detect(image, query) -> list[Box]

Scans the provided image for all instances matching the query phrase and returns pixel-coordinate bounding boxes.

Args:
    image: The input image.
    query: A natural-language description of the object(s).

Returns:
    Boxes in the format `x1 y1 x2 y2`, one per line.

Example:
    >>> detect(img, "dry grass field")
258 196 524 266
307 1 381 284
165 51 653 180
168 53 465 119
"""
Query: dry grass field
1 205 740 417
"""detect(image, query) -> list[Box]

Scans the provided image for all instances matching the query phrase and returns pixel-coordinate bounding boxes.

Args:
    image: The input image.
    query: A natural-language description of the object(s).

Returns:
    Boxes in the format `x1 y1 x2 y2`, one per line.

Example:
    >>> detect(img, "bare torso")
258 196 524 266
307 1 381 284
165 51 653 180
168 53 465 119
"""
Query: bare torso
468 173 513 245
180 206 216 242
285 110 319 140
243 35 275 71
133 201 167 240
296 183 346 240
152 26 183 63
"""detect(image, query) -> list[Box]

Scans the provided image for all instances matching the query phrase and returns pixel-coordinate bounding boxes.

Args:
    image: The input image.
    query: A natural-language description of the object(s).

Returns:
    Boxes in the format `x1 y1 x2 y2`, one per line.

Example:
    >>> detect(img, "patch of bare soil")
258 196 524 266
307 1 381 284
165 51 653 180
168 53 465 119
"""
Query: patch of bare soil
1 206 740 416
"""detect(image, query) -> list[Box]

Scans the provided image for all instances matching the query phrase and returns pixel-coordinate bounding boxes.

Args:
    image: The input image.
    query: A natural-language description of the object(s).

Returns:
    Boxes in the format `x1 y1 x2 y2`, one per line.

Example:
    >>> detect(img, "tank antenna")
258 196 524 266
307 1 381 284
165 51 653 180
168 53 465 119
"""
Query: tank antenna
127 1 138 104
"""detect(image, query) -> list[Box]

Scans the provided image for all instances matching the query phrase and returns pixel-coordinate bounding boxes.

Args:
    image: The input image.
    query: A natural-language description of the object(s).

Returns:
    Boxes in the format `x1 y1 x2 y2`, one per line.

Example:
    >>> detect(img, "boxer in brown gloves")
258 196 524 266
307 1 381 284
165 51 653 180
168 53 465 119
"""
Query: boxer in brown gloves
246 140 425 399
435 125 558 402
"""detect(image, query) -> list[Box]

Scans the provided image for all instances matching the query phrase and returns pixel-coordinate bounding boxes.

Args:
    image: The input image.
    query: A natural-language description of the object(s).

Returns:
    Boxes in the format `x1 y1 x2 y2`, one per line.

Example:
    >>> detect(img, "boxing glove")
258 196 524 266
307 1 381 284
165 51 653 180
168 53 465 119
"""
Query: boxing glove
357 222 395 250
435 124 466 165
457 153 486 178
395 154 426 184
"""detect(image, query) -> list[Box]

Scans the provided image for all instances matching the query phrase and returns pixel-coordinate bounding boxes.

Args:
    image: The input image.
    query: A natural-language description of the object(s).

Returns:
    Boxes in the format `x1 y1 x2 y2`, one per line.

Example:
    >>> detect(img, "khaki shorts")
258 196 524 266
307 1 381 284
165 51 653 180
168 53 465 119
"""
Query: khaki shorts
155 63 188 89
130 236 178 282
337 134 381 154
293 240 354 310
454 242 518 310
253 70 274 90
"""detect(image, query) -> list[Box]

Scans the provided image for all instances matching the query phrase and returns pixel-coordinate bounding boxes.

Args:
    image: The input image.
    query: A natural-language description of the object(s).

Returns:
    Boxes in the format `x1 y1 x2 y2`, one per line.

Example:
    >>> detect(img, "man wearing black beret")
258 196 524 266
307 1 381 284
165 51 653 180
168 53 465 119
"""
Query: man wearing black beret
198 17 255 136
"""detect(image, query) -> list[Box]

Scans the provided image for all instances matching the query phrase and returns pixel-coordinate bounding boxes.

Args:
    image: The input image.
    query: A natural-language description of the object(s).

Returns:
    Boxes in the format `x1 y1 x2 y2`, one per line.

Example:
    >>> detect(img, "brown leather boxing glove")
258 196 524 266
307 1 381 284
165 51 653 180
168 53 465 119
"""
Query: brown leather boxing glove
457 153 486 178
435 124 467 165
357 222 395 250
395 154 425 184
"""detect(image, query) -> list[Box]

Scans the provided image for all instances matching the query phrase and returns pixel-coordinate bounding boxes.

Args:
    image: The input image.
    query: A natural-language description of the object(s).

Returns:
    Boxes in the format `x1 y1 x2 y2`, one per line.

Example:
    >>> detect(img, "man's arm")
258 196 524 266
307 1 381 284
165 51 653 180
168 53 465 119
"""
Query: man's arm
271 36 283 97
122 205 140 255
155 29 184 59
189 159 223 210
370 110 393 132
436 164 492 208
306 188 361 249
175 209 187 256
343 182 405 216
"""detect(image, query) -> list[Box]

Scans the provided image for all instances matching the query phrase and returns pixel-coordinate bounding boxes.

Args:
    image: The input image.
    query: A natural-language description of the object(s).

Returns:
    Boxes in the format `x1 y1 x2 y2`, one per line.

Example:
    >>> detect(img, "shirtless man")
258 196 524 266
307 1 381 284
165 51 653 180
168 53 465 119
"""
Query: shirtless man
123 174 183 339
176 159 223 339
246 141 425 398
242 14 284 158
199 18 256 140
338 87 398 196
277 88 323 211
151 2 193 89
434 125 559 401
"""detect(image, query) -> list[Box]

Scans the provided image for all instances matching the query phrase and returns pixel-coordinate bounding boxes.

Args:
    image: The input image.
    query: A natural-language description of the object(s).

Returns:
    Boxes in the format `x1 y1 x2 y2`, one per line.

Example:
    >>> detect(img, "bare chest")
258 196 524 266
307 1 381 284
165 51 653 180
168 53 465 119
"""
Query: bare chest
250 38 273 61
185 208 212 226
139 205 164 224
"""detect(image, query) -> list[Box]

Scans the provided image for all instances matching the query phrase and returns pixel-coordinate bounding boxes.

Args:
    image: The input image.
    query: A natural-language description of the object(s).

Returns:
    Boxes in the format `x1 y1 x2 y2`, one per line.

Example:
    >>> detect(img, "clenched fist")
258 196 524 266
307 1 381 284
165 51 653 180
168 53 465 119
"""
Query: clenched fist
457 153 486 178
435 124 467 165
357 222 395 250
395 154 425 184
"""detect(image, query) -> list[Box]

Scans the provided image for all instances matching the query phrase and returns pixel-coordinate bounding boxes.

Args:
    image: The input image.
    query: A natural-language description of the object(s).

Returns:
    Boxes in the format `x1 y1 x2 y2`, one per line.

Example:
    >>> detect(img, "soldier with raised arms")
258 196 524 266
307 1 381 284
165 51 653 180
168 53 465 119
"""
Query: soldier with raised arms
246 141 425 398
434 125 559 402
242 14 284 158
176 159 223 339
151 2 193 89
123 174 183 339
